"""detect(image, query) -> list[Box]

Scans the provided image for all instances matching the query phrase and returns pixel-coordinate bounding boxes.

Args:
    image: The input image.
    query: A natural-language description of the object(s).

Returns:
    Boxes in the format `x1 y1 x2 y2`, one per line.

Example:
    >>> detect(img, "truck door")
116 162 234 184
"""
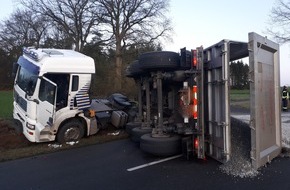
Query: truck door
248 32 281 169
37 77 57 127
203 41 231 163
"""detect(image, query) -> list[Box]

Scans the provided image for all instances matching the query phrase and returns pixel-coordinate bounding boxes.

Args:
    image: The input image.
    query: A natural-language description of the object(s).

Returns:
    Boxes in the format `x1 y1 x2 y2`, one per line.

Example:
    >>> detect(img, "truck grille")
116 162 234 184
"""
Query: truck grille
15 92 27 112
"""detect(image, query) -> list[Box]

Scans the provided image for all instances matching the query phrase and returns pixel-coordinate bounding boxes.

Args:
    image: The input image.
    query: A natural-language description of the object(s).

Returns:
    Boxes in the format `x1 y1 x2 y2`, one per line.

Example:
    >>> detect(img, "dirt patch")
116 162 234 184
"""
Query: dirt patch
0 119 128 162
0 119 32 151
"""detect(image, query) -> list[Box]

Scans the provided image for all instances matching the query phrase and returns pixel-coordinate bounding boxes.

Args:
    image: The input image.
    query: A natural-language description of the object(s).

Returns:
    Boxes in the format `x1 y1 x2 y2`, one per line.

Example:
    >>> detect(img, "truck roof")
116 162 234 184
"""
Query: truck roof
20 48 95 74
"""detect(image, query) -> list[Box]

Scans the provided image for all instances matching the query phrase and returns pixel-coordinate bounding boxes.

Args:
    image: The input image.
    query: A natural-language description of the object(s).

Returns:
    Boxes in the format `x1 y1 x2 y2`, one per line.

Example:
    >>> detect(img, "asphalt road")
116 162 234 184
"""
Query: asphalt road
0 138 290 190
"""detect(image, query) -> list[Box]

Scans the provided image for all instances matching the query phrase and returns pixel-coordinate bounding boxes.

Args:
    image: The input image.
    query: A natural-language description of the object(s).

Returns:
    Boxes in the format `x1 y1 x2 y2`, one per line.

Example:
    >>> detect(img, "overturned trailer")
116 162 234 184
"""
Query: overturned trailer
126 32 281 169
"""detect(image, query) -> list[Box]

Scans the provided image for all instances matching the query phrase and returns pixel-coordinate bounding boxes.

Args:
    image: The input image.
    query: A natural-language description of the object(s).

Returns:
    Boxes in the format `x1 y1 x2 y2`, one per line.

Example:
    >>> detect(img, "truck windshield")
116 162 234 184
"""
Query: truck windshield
16 66 38 96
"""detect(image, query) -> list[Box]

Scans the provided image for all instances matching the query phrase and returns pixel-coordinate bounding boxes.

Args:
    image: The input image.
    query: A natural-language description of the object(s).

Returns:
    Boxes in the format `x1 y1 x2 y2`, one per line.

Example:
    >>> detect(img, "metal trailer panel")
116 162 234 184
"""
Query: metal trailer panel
248 32 281 169
204 41 231 163
197 46 205 159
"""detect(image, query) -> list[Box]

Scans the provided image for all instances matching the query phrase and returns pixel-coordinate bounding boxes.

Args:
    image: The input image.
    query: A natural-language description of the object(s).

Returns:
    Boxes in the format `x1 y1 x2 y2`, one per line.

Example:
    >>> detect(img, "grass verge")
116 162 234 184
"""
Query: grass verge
0 91 13 119
230 89 250 102
230 89 250 110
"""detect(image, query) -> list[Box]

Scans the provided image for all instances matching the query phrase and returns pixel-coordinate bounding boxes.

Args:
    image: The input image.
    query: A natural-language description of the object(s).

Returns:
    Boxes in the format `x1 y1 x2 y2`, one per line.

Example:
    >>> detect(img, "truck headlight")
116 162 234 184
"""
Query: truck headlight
26 122 35 130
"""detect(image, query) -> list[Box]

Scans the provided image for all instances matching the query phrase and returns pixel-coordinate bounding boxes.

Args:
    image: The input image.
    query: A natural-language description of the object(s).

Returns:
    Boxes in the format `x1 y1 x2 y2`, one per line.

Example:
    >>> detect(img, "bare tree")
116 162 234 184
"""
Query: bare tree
0 9 48 53
26 13 50 48
21 0 102 52
96 0 172 91
268 0 290 43
43 28 75 49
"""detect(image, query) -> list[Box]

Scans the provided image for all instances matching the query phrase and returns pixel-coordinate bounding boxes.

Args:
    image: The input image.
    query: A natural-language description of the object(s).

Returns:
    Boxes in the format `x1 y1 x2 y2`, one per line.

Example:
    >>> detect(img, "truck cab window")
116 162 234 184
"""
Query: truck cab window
16 66 38 96
72 75 79 91
43 73 69 110
39 79 56 105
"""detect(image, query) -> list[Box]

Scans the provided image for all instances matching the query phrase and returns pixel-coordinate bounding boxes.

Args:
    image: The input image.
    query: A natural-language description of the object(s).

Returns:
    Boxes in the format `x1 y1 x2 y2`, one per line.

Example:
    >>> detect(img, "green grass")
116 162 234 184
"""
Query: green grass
0 91 13 119
230 89 250 101
230 89 250 110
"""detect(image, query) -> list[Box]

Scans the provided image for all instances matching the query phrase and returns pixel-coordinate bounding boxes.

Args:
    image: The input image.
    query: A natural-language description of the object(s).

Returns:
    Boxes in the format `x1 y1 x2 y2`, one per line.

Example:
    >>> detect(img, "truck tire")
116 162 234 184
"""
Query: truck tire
56 120 85 143
125 60 145 78
140 134 182 156
125 122 142 135
130 127 152 143
139 51 180 71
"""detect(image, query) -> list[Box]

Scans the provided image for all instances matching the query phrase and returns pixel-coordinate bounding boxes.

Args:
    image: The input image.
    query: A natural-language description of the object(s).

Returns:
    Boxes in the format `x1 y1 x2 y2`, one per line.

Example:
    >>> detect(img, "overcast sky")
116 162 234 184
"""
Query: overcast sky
1 0 290 85
165 0 290 86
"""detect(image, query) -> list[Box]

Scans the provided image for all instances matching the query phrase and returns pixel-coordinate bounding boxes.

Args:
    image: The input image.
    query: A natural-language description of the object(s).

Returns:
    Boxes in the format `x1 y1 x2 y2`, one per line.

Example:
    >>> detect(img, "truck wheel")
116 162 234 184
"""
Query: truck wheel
56 120 84 143
125 122 142 135
139 51 180 71
140 134 181 156
131 127 152 143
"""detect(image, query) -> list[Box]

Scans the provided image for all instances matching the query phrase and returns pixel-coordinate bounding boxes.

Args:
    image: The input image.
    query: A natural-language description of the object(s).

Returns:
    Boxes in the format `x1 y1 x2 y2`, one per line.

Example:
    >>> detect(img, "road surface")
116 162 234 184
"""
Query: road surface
0 137 290 190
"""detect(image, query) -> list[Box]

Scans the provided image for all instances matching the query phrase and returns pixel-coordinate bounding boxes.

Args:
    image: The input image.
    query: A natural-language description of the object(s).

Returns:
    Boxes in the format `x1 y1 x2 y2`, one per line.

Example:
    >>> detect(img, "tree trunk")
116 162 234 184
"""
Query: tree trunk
114 41 122 91
75 39 80 52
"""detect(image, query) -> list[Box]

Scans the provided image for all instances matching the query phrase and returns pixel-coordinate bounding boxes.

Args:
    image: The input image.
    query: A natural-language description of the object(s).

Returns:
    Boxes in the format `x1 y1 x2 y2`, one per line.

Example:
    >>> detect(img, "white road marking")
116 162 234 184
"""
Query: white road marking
127 154 182 172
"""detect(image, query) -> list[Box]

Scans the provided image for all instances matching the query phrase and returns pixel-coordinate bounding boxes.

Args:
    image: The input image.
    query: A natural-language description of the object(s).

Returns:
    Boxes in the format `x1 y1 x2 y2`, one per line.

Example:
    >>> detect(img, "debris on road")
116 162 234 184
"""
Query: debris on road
223 112 290 178
107 131 120 136
48 141 79 148
66 141 79 146
48 144 62 149
219 117 259 178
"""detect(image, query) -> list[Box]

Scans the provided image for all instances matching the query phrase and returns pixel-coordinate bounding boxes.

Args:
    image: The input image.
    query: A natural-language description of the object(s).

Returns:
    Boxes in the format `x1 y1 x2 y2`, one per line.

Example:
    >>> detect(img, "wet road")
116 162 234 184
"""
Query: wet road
0 138 290 190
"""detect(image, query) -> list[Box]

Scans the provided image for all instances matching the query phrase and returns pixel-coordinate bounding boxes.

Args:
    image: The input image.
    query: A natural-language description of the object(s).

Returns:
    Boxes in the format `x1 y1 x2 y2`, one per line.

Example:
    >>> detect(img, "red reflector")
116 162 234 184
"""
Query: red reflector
193 86 197 93
192 50 197 67
194 138 199 149
193 111 198 119
28 131 34 135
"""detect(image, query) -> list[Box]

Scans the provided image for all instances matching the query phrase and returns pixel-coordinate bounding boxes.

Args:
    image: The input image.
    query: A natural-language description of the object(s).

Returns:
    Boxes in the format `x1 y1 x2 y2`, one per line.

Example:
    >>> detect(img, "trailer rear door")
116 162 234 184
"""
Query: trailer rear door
203 40 231 163
248 32 281 169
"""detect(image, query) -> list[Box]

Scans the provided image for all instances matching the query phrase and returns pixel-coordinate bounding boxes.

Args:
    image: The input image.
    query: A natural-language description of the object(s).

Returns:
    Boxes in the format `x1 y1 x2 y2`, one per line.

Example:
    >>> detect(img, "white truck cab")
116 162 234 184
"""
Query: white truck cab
13 47 96 142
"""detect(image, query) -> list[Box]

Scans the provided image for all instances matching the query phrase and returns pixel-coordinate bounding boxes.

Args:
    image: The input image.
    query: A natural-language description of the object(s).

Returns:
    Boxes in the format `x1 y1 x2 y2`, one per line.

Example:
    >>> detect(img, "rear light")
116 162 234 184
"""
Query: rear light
192 50 197 67
194 138 199 150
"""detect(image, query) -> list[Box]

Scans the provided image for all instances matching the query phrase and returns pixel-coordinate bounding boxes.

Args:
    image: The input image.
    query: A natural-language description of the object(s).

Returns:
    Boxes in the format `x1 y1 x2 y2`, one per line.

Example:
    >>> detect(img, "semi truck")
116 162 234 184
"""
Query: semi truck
13 47 136 143
13 32 281 169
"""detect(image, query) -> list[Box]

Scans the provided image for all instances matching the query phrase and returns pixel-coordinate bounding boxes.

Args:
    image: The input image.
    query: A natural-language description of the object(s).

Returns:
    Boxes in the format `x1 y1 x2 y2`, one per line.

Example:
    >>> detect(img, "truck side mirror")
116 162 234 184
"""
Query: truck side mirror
25 92 39 104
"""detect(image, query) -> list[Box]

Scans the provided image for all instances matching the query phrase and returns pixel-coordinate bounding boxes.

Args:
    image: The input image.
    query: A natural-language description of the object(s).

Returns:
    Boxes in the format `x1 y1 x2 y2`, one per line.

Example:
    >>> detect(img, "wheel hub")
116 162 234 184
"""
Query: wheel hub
64 127 80 142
